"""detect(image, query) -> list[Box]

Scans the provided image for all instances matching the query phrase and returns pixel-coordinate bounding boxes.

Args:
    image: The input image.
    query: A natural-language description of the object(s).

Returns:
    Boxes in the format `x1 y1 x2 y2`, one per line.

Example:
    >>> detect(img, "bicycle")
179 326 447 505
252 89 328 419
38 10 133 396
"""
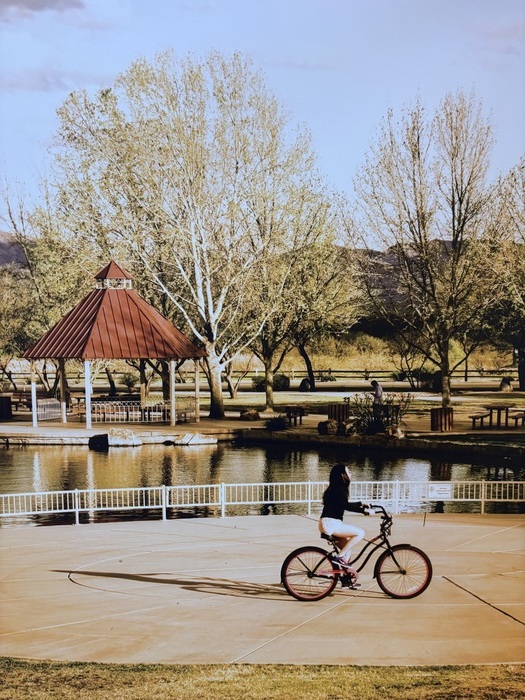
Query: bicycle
281 504 432 601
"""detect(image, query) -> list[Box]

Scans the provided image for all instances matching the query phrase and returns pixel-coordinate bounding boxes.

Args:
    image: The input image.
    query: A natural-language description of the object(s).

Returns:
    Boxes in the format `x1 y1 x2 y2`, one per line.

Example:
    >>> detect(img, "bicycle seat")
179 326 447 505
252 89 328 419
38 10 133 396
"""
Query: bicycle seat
320 533 334 541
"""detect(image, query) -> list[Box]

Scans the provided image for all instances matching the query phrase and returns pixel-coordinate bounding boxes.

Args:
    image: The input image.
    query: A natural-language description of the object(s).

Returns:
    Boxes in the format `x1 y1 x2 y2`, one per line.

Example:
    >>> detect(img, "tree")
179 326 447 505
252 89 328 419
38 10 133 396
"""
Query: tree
351 92 503 406
249 234 358 410
485 156 525 388
48 51 328 417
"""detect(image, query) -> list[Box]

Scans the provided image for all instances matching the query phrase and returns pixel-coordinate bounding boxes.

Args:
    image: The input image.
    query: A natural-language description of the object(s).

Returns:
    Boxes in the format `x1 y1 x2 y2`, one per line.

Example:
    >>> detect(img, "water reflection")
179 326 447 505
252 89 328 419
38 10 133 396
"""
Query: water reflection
1 442 523 525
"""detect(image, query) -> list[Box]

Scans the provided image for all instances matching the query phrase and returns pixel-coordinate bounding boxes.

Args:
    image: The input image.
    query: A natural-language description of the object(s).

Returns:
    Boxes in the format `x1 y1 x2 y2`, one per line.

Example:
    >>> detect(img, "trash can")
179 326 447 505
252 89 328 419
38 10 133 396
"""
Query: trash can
0 396 13 421
430 407 453 432
327 403 352 423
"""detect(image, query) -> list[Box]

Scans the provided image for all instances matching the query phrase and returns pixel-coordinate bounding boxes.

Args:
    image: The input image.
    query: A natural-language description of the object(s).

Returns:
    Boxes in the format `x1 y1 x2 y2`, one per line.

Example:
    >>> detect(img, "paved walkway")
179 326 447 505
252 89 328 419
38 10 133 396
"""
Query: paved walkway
1 514 524 665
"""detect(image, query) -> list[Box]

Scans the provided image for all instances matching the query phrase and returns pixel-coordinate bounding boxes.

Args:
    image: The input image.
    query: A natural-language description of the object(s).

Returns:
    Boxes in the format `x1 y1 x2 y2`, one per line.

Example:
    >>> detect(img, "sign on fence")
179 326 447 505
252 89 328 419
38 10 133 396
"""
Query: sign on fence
428 483 453 499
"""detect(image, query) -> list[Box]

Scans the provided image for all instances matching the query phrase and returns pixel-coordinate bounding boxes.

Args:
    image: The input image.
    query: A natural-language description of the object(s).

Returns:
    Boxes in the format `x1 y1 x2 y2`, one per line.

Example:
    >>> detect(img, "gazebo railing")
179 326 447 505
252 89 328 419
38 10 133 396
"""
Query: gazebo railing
85 397 195 423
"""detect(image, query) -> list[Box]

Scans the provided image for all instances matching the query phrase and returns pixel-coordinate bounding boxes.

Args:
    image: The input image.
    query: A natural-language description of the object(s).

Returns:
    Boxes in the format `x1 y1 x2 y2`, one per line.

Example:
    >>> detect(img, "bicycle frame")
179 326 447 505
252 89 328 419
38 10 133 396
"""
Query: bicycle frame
328 505 397 576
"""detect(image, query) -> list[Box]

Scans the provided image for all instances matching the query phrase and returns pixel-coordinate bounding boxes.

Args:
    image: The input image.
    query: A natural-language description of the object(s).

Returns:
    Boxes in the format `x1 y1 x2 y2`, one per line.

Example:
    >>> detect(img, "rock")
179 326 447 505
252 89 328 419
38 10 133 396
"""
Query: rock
108 428 142 446
299 378 311 392
240 409 261 421
88 428 142 450
317 419 338 435
337 418 357 436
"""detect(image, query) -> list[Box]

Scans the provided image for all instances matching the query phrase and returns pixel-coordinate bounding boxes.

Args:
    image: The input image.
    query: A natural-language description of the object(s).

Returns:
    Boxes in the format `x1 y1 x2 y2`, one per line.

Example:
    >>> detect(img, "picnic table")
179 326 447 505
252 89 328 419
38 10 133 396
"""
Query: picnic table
483 403 515 428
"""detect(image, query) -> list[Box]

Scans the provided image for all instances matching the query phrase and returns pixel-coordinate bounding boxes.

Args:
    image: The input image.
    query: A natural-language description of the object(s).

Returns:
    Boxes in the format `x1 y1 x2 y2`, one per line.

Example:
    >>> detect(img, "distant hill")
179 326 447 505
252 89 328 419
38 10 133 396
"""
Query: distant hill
0 232 27 267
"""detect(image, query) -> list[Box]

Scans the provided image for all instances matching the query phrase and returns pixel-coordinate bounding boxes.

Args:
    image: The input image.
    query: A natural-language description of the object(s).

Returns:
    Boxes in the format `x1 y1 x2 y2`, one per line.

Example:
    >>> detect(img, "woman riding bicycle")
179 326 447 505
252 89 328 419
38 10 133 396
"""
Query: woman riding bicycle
318 464 370 573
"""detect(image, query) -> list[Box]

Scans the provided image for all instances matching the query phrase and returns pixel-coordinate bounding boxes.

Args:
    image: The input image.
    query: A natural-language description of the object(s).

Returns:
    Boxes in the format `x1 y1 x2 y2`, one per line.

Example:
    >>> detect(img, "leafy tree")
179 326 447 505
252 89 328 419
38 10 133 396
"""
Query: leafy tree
350 92 504 406
48 51 328 417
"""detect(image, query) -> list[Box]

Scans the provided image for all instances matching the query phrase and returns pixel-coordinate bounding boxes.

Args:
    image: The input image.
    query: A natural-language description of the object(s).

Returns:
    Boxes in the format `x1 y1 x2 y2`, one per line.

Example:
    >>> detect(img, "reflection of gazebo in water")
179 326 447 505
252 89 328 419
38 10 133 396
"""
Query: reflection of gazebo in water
23 261 206 429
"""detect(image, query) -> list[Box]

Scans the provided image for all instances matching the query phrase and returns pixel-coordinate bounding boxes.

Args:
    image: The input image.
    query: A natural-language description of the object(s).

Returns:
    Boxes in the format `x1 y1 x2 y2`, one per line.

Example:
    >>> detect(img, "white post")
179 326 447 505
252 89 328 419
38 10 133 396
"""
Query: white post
59 358 67 423
194 360 200 422
30 361 38 428
84 360 92 429
170 360 176 427
393 480 400 515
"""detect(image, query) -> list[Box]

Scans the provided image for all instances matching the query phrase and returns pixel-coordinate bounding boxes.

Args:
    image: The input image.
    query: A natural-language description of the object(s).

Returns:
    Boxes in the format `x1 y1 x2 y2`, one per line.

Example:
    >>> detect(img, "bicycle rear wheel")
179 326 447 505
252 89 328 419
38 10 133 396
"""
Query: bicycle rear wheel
375 544 432 599
281 546 338 601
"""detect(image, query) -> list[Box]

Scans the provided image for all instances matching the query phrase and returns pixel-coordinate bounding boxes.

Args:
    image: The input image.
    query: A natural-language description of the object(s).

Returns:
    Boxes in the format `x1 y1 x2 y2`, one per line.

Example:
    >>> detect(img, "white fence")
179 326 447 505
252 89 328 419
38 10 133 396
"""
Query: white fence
0 480 523 525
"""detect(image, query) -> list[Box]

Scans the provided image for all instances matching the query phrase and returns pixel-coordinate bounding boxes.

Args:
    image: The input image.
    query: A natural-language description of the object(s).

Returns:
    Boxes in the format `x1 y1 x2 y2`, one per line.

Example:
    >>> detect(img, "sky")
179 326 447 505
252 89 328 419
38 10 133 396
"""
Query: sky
0 0 524 220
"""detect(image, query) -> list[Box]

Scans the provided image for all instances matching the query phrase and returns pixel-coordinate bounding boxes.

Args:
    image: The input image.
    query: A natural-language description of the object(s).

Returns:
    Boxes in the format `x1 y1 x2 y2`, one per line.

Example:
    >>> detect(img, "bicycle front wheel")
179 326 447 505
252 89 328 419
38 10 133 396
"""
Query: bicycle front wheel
375 545 432 599
281 546 338 601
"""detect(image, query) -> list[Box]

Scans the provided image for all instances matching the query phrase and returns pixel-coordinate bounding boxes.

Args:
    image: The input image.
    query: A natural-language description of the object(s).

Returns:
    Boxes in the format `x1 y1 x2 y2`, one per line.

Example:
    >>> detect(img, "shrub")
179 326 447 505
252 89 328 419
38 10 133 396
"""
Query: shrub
121 372 138 392
251 374 291 392
251 376 265 391
274 373 291 390
348 393 412 436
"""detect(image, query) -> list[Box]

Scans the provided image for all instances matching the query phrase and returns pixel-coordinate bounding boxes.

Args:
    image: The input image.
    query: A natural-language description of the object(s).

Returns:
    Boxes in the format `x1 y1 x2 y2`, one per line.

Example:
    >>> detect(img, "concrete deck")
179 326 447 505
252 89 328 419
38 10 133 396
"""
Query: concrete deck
1 513 524 665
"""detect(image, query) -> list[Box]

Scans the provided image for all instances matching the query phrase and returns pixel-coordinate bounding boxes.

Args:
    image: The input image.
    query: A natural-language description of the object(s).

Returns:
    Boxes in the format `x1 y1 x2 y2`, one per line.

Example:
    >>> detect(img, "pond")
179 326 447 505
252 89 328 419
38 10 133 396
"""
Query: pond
1 441 523 525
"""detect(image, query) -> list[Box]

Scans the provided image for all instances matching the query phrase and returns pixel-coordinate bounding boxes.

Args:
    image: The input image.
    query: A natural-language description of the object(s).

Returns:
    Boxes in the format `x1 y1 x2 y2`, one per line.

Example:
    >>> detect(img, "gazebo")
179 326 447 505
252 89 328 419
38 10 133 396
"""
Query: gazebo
23 261 206 429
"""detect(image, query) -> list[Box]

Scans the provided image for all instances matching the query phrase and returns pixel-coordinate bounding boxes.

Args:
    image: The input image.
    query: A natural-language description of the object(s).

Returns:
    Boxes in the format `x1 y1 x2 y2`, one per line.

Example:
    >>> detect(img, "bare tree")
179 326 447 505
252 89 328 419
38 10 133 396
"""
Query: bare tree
485 156 525 388
351 92 503 406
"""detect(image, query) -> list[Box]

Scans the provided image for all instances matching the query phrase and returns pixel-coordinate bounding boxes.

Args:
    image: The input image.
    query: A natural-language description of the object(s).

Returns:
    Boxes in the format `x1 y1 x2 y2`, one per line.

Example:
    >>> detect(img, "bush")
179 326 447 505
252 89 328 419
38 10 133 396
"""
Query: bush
274 373 291 390
348 393 412 436
251 374 291 392
251 376 265 391
121 372 138 392
411 370 442 392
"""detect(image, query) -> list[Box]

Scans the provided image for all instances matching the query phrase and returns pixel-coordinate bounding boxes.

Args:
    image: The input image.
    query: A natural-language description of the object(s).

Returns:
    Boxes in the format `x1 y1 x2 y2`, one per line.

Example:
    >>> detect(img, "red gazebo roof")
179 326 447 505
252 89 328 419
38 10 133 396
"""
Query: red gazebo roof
24 261 206 361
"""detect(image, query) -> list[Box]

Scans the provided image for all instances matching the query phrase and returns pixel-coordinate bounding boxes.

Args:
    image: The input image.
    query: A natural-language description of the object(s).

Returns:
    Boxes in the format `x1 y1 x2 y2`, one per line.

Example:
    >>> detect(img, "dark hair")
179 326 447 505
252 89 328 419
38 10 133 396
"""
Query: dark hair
323 463 350 503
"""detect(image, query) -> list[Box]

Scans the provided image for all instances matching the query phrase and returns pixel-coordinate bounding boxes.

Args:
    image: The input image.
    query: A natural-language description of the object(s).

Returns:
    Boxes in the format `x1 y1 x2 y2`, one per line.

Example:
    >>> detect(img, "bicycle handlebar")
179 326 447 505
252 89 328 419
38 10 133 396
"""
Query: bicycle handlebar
367 504 392 520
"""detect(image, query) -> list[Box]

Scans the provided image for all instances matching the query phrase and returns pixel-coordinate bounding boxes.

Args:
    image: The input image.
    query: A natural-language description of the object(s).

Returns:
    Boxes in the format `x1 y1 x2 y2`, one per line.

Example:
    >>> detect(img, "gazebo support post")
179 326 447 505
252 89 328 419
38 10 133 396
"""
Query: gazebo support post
139 359 146 405
30 361 38 428
194 360 200 423
59 357 67 424
84 360 92 429
169 360 176 427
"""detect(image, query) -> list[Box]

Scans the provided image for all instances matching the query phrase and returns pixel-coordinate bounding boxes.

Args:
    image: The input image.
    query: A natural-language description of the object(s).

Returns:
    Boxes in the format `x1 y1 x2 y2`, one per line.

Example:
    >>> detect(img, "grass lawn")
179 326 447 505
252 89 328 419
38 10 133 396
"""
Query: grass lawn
1 659 523 699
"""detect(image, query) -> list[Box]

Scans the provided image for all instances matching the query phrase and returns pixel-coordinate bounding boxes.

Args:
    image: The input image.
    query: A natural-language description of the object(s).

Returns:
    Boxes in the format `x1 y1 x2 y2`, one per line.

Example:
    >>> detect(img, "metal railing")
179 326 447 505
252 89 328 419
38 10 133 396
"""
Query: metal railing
86 398 196 423
1 480 523 525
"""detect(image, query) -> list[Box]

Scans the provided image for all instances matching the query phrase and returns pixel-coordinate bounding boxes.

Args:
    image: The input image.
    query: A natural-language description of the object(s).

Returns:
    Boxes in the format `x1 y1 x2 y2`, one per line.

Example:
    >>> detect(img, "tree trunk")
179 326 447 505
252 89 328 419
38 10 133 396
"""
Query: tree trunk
264 359 274 411
518 346 525 391
224 364 237 399
106 367 117 396
205 346 225 418
441 356 452 407
297 343 316 392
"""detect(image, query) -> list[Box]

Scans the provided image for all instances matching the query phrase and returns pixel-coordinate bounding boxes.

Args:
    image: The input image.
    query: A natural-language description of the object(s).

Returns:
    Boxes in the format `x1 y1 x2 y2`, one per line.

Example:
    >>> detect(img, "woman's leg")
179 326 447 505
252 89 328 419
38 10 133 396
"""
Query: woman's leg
330 522 365 561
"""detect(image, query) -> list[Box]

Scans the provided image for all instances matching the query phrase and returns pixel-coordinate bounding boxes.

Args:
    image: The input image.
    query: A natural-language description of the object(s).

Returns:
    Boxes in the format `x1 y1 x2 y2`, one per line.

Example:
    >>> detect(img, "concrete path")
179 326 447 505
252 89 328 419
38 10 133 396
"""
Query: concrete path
1 514 524 665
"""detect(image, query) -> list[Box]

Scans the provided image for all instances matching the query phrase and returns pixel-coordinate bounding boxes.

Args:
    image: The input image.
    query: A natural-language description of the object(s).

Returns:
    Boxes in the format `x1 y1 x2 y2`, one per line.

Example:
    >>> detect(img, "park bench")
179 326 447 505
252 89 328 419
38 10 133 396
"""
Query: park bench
509 410 525 428
285 405 308 426
469 412 491 429
10 391 51 410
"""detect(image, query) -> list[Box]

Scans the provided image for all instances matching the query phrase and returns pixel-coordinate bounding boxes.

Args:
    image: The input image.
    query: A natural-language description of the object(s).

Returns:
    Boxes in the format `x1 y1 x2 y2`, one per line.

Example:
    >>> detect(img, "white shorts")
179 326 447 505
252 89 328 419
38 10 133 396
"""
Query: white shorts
319 517 363 538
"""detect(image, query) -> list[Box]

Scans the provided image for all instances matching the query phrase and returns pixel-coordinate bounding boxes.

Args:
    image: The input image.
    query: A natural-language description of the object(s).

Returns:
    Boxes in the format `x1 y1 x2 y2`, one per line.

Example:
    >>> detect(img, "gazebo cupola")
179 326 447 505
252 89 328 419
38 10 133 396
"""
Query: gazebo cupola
94 261 133 289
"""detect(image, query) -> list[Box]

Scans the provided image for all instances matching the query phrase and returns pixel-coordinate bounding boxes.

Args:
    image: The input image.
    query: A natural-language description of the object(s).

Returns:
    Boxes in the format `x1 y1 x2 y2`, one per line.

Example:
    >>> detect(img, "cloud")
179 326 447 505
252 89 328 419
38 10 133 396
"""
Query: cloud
0 65 102 92
0 0 85 22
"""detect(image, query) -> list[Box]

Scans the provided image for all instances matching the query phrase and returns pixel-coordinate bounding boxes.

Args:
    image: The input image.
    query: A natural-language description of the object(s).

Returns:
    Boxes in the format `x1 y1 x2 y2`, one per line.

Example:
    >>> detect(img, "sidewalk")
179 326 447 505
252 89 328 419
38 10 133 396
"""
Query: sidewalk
1 514 524 665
